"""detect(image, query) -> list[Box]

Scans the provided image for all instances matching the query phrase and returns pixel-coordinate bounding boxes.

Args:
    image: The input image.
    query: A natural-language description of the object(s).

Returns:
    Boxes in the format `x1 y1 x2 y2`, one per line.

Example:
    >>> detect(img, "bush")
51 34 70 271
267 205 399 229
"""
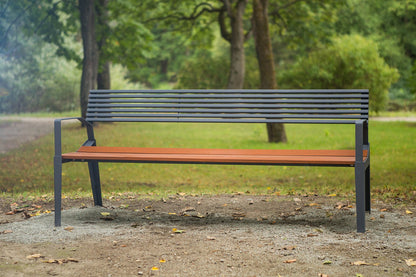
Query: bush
279 35 399 112
0 42 80 113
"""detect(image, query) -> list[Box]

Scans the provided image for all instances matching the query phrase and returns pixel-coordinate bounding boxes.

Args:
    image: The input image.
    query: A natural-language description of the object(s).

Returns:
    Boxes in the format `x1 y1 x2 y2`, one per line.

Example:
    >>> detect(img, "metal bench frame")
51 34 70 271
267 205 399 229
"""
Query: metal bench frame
54 89 370 232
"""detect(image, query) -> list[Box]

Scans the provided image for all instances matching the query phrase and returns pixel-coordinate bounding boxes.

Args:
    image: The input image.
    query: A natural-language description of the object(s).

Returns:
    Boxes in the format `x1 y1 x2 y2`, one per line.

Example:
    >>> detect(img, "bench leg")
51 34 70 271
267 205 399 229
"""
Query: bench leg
54 156 62 227
355 163 366 233
365 165 371 213
88 161 102 206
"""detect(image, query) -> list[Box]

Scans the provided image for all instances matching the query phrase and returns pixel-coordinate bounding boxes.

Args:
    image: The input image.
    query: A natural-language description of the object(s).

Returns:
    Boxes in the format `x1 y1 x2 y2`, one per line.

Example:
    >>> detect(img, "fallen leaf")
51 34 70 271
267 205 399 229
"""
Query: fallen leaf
159 259 166 263
100 212 111 216
352 261 369 266
406 210 413 215
168 212 177 215
307 233 318 237
319 274 329 277
283 259 297 264
27 254 45 260
5 211 15 215
232 212 246 218
405 259 416 266
2 230 13 234
151 266 159 271
309 203 319 206
206 236 216 240
323 260 332 265
328 193 337 197
283 246 296 250
380 208 387 212
181 207 195 213
64 226 74 232
42 258 78 264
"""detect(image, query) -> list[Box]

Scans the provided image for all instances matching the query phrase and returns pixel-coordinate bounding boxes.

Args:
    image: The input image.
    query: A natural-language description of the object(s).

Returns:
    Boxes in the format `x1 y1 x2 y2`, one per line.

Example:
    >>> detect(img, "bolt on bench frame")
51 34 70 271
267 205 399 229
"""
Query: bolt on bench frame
54 89 370 232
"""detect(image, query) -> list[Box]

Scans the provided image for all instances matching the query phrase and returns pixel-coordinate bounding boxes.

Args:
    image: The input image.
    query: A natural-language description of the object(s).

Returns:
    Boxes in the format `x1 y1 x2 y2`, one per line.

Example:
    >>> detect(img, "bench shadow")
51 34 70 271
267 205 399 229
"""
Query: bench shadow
69 206 358 234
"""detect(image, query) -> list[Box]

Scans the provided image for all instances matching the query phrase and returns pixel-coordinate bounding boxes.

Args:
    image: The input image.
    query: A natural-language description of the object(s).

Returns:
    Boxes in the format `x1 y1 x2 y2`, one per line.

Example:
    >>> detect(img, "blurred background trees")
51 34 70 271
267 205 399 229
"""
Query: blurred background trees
0 0 414 119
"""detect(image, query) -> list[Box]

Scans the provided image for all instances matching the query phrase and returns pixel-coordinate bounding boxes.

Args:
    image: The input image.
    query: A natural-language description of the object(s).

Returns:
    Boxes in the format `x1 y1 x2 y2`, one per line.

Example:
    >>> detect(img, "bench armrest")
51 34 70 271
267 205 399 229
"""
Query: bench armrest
355 119 369 163
54 117 95 157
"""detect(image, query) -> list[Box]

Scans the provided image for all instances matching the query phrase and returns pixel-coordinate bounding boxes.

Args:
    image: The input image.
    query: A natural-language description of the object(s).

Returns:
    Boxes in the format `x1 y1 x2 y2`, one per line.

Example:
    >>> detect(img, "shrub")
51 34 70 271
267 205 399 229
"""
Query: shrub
279 35 399 112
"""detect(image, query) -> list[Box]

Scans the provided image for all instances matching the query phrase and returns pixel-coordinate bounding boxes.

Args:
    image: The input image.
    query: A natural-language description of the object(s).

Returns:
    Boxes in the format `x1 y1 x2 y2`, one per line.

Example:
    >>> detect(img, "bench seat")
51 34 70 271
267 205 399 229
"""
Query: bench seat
62 146 368 166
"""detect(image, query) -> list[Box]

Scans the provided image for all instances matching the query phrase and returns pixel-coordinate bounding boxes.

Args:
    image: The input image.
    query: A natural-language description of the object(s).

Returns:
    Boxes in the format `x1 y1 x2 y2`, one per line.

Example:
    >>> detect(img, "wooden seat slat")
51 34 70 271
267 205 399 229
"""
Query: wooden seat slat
62 146 368 165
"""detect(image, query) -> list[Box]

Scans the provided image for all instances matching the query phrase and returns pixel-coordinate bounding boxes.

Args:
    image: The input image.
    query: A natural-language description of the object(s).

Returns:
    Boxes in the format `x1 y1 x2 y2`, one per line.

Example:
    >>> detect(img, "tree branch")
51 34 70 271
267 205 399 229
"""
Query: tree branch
144 2 222 23
0 0 10 19
218 8 231 42
0 1 37 49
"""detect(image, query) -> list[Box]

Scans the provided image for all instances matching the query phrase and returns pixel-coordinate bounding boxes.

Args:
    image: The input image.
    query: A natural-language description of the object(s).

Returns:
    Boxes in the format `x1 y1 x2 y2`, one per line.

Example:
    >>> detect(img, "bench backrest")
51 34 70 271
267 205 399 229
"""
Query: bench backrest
86 89 369 124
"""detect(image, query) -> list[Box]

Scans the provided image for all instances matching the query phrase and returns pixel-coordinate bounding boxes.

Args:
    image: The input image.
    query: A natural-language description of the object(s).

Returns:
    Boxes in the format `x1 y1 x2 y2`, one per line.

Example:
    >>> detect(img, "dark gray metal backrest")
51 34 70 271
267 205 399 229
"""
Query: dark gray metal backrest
86 89 369 124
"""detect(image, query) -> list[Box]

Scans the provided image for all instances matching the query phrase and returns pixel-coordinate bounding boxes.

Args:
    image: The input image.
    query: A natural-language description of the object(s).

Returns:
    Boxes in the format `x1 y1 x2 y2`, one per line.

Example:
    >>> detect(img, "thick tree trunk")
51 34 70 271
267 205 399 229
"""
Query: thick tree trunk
252 0 287 143
97 61 110 89
227 0 247 89
96 0 110 90
79 0 98 119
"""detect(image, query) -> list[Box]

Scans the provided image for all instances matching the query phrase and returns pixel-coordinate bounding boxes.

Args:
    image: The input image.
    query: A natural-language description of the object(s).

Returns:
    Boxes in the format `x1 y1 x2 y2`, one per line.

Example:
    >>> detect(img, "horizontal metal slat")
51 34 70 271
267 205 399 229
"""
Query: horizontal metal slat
88 98 369 104
90 89 369 94
87 108 369 114
88 93 368 99
88 103 369 109
86 117 359 124
87 113 367 119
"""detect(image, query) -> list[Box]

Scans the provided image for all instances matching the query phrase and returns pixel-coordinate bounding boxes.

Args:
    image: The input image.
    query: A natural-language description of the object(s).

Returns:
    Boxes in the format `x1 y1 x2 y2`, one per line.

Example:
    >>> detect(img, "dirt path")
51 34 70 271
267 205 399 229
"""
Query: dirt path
0 117 55 154
0 195 415 276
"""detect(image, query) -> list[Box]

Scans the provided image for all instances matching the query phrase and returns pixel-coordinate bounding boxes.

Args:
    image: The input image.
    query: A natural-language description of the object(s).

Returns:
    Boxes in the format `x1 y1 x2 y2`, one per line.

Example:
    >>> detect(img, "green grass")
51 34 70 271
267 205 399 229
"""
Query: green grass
1 121 415 203
370 111 416 117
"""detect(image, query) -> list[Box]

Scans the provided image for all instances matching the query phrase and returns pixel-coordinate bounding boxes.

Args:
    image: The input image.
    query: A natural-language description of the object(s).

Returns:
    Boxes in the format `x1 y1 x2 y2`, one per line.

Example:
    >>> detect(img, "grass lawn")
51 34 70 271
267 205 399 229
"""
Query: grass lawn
0 120 415 204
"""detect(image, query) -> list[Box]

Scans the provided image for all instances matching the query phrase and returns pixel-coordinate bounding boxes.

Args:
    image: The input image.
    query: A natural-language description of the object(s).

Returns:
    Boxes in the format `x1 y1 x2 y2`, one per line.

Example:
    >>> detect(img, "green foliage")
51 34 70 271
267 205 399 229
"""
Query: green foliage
176 50 259 89
279 35 399 112
334 0 416 98
0 42 80 113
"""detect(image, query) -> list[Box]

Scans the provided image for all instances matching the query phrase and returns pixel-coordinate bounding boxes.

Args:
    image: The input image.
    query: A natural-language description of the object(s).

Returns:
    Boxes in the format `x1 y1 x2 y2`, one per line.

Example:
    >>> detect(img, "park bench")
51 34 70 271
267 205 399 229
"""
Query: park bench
54 89 370 232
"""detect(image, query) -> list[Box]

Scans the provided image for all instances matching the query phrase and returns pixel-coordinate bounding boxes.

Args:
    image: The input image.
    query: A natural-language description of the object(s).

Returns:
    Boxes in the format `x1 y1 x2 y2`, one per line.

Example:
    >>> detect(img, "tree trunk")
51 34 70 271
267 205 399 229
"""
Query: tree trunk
79 0 98 119
252 0 287 143
97 61 110 89
227 0 247 89
96 0 110 90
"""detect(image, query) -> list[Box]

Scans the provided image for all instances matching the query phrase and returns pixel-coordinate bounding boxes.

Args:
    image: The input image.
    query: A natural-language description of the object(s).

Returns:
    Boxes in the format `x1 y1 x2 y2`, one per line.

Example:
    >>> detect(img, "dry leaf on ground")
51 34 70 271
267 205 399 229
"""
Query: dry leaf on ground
26 254 45 260
352 261 368 266
405 259 416 266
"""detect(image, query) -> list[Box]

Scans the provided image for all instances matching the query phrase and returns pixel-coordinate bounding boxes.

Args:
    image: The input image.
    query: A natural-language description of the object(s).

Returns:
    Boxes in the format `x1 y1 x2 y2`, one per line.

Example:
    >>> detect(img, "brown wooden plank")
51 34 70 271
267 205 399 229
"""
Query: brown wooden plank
62 147 366 165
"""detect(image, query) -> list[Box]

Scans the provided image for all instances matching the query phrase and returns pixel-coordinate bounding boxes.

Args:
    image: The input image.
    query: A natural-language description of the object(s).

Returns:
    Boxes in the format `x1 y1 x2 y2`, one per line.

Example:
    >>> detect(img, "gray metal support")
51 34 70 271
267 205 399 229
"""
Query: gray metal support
54 156 62 227
54 119 63 227
355 121 366 233
365 164 371 212
53 117 95 227
355 163 366 233
88 161 102 206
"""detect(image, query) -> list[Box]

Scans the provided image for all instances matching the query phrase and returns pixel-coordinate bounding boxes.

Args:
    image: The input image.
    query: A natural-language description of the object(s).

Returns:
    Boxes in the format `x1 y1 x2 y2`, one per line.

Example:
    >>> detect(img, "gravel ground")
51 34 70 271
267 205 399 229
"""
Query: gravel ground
0 195 415 276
